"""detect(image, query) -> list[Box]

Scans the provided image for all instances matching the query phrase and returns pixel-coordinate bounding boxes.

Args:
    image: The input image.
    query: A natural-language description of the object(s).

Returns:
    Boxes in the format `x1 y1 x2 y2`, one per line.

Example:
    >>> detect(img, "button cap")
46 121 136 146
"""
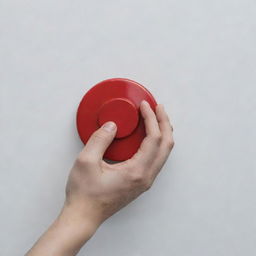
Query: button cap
97 98 139 139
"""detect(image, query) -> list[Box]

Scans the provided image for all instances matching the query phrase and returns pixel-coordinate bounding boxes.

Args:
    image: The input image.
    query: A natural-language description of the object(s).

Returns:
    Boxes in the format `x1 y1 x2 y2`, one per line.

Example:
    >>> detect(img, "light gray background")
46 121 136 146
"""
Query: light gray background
1 0 256 255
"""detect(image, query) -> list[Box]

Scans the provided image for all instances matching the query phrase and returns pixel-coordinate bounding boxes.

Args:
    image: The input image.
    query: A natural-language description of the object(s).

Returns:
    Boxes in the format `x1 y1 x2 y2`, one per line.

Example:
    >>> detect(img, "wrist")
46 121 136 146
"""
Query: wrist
59 201 102 241
26 202 100 256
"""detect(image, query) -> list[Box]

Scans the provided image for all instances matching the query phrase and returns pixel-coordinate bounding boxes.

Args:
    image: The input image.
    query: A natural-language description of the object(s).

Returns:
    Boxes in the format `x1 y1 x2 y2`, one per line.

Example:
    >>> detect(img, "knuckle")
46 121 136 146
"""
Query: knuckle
76 154 94 166
150 133 162 145
124 165 153 191
166 139 175 151
92 131 108 141
143 179 152 191
128 172 152 191
128 170 145 185
132 173 145 184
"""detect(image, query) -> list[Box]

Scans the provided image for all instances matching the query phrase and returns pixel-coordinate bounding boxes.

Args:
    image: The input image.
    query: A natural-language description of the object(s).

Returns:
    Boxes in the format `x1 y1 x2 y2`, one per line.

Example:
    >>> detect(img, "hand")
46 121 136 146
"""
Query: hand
65 100 174 226
26 100 174 256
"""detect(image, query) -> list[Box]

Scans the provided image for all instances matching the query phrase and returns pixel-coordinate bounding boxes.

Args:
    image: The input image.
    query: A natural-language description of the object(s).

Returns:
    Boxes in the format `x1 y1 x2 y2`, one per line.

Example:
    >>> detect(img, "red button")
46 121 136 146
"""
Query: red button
76 78 157 161
97 98 139 139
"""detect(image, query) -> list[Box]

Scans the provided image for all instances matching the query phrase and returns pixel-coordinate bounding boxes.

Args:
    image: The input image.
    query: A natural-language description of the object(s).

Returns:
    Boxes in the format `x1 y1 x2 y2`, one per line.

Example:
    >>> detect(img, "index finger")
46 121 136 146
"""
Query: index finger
129 100 162 168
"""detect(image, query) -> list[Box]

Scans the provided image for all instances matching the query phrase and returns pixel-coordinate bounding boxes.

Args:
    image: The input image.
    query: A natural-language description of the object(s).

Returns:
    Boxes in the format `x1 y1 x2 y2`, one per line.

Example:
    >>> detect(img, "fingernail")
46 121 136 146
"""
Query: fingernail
102 121 116 132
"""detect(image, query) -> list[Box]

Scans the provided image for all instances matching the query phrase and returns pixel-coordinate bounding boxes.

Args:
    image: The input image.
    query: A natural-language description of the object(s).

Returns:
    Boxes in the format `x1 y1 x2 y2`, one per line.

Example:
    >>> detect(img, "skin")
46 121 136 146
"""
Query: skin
26 100 174 256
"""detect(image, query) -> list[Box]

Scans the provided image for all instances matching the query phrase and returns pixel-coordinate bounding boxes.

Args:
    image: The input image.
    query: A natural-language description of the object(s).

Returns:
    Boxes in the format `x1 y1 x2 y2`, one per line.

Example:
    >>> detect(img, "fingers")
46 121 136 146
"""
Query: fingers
140 100 161 138
78 121 117 163
156 104 174 153
127 102 174 187
151 104 174 175
130 100 161 167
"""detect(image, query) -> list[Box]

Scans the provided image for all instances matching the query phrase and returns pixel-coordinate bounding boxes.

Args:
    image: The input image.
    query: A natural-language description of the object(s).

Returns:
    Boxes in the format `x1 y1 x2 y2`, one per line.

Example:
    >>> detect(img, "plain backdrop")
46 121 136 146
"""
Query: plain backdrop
1 0 256 255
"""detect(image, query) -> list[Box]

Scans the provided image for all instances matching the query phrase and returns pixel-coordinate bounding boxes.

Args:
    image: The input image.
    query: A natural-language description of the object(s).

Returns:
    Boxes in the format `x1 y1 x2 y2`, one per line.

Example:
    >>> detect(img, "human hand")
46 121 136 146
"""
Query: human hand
64 100 174 228
26 100 174 256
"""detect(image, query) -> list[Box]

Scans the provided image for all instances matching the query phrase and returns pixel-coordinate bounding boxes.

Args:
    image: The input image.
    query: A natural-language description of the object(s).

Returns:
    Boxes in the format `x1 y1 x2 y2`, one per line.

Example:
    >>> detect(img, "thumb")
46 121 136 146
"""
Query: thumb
80 121 117 162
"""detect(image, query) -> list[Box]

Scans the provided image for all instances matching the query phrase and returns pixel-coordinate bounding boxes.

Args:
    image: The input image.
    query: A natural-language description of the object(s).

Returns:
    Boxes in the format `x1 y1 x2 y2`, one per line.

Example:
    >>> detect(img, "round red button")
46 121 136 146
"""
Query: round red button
97 98 139 139
76 78 157 161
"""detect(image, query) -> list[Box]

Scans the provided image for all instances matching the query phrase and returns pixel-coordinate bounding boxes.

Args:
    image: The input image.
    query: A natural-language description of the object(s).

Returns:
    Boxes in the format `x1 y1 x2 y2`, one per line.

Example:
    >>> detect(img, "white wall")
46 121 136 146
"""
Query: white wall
1 0 256 255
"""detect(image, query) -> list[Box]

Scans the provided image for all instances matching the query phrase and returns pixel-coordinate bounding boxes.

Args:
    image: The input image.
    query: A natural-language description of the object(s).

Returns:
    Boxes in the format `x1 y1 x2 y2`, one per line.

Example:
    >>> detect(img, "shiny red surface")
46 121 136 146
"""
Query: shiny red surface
97 98 139 139
76 78 157 161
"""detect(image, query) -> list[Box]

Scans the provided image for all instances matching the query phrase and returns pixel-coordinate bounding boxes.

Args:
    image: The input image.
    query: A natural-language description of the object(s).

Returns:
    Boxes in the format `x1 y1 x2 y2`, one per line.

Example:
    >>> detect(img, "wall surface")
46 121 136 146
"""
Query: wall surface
1 0 256 255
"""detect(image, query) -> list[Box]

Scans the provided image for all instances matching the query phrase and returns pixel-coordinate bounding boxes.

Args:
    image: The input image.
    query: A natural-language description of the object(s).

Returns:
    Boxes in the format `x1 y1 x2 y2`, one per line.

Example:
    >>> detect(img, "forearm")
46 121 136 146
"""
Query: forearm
26 203 101 256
